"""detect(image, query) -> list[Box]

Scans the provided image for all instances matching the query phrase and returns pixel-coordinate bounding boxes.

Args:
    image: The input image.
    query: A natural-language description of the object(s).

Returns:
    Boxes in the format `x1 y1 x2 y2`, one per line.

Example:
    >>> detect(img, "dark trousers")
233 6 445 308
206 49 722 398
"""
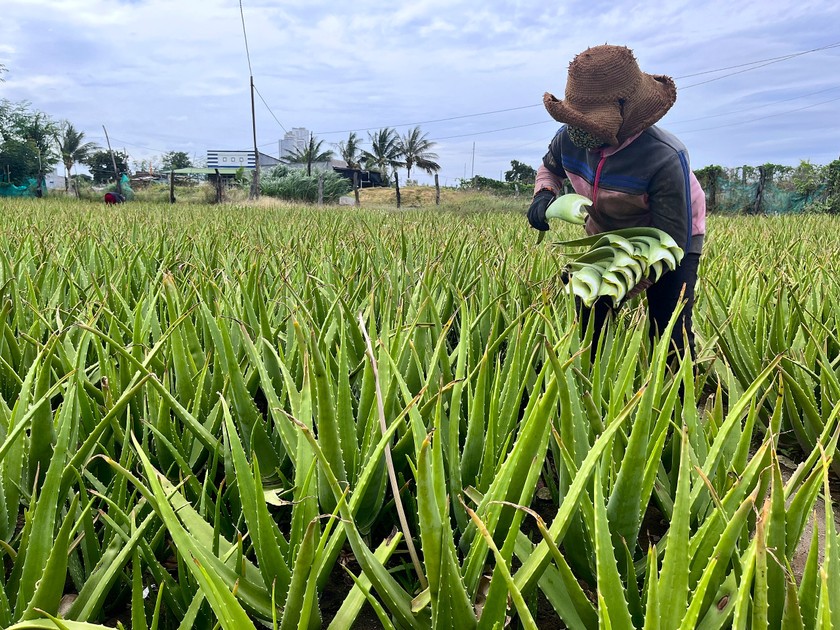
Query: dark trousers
580 253 701 360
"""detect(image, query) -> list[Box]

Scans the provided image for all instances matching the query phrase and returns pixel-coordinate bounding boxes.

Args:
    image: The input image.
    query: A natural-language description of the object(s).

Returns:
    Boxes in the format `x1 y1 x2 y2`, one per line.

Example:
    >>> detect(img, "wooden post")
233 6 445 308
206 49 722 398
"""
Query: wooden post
353 172 360 207
169 170 176 204
215 168 223 203
102 125 121 195
434 174 440 205
395 171 401 209
752 165 767 215
249 75 260 199
72 164 80 199
307 132 313 177
317 172 324 206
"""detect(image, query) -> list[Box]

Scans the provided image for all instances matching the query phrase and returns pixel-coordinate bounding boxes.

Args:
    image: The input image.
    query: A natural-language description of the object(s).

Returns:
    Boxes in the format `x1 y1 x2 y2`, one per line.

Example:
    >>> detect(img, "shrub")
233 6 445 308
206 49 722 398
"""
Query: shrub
260 166 351 203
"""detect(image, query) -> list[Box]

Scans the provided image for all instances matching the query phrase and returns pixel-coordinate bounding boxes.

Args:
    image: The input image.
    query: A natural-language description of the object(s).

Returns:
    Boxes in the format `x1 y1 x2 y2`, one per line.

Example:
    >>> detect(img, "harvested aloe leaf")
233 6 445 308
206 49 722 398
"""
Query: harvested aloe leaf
545 194 592 225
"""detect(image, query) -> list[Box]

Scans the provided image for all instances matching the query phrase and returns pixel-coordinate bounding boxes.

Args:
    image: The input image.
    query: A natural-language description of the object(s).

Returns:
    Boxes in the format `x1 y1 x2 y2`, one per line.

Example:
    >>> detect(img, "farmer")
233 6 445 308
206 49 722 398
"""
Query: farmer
527 44 706 359
103 191 125 205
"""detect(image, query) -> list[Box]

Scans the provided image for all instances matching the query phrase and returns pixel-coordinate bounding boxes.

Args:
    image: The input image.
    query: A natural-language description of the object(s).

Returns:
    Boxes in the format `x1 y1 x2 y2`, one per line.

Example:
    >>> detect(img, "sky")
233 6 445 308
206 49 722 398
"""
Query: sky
1 0 839 186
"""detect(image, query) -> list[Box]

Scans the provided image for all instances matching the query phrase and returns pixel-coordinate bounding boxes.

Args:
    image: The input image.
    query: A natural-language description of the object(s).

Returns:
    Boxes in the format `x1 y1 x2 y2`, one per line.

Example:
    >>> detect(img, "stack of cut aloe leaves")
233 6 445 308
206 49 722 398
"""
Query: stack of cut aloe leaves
545 193 684 306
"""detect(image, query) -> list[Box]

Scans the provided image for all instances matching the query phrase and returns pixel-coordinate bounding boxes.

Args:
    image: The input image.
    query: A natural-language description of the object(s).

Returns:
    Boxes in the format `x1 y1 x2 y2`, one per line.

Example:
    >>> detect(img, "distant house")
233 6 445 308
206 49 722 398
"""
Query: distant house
332 166 385 188
131 171 169 187
207 150 279 170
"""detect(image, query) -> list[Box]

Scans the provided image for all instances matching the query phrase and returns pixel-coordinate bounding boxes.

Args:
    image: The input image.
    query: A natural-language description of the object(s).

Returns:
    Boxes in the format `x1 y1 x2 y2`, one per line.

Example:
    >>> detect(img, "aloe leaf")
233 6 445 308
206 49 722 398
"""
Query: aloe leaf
658 427 691 629
417 435 476 628
545 194 592 225
592 468 633 630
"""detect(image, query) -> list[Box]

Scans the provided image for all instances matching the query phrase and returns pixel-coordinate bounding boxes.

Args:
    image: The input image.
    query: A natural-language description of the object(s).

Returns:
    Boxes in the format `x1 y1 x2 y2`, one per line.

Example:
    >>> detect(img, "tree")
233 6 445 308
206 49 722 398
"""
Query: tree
0 139 41 184
0 100 59 185
281 134 334 176
337 132 361 169
750 163 788 215
55 122 98 195
84 149 130 184
694 165 724 212
504 159 536 184
161 151 193 171
360 128 403 185
790 160 824 206
398 126 440 180
14 111 59 173
824 158 840 214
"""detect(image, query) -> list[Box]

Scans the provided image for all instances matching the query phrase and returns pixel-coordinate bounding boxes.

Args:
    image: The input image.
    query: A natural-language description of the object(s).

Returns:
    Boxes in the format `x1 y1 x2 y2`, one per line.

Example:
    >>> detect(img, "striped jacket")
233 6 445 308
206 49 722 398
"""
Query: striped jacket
534 125 706 254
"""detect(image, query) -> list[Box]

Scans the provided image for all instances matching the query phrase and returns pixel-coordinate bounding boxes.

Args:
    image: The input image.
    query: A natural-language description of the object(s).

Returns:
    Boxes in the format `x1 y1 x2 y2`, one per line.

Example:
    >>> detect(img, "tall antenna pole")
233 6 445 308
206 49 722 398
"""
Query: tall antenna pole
240 1 260 199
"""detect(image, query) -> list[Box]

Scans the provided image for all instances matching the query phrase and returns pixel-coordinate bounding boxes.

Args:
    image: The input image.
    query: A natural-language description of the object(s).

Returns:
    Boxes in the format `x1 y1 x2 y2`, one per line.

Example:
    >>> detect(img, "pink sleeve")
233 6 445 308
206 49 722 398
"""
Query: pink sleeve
533 164 565 197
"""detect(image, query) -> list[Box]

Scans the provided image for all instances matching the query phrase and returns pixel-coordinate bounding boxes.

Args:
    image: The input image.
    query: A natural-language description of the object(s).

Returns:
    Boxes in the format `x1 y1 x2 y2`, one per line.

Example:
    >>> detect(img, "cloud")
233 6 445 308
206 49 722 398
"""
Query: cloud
1 0 838 184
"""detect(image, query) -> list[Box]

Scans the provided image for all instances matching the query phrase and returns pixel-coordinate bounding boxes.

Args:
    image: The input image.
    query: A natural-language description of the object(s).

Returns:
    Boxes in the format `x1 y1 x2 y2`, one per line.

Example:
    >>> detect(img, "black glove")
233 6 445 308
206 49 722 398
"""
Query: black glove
527 189 555 231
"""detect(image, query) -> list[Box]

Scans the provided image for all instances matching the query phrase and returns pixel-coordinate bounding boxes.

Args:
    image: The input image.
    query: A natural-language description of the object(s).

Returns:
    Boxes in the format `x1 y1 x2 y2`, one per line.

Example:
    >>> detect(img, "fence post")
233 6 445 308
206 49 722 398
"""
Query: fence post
752 165 767 215
214 169 223 203
353 172 360 207
435 174 440 205
395 171 401 209
169 170 176 204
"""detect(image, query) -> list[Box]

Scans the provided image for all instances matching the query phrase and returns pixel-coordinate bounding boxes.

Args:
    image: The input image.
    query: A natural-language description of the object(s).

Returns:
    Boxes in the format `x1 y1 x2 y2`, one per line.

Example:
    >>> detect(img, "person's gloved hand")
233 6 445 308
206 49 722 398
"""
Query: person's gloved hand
527 189 555 231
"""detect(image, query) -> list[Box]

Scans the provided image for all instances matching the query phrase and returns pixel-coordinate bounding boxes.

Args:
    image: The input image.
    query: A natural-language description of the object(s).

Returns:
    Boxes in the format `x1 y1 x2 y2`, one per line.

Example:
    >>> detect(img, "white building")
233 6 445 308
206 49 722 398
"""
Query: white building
206 150 280 170
279 128 310 159
44 169 66 191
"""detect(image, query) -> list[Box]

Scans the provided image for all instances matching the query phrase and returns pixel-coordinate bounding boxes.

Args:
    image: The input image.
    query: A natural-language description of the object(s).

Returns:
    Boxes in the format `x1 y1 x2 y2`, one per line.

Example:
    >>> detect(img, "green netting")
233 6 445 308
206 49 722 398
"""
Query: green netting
0 179 36 197
104 174 135 201
709 178 826 214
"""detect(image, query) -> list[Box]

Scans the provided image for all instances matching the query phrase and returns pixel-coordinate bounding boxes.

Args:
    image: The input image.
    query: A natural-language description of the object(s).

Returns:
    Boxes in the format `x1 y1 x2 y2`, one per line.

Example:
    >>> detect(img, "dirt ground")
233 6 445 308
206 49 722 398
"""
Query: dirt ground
778 452 840 580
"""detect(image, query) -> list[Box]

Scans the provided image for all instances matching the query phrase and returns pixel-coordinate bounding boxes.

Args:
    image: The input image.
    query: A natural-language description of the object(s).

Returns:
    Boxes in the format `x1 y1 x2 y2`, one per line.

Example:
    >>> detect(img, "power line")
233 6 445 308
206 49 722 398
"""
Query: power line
239 0 253 76
315 104 543 136
254 83 287 133
673 41 840 80
679 45 840 89
77 41 840 169
88 136 170 154
435 121 553 141
679 94 840 134
667 85 840 125
307 40 840 138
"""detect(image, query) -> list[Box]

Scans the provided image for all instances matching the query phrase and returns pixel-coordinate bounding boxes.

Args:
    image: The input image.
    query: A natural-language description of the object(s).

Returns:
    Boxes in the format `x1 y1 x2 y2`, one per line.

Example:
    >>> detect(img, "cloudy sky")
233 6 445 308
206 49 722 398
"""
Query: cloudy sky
2 0 839 185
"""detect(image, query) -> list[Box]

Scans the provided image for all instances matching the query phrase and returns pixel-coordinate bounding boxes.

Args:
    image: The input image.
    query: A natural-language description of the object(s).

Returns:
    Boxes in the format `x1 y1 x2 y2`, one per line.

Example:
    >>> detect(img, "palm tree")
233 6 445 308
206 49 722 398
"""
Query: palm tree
399 126 440 180
360 128 404 185
55 122 98 196
337 132 361 169
282 134 334 176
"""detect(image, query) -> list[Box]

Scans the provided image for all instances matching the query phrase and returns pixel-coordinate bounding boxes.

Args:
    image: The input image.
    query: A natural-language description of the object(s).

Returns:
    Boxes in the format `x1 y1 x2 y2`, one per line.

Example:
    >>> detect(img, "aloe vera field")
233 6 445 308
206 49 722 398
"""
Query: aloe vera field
2 197 840 629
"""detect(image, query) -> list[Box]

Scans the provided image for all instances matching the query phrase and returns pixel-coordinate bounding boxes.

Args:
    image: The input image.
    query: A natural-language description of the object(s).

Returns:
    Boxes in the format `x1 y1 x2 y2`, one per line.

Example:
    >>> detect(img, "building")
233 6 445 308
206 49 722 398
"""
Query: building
44 169 66 191
206 150 280 170
279 128 309 159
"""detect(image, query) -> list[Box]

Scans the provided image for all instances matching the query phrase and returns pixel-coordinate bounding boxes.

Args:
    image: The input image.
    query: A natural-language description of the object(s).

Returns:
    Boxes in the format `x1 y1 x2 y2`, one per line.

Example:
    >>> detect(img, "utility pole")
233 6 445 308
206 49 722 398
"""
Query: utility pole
307 131 313 177
471 142 475 179
102 125 121 195
249 75 260 199
240 1 259 199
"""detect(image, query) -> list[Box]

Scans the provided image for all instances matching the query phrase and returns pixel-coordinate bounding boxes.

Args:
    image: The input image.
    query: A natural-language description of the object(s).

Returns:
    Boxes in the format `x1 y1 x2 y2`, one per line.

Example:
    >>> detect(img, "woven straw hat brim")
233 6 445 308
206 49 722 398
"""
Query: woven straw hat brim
544 72 676 146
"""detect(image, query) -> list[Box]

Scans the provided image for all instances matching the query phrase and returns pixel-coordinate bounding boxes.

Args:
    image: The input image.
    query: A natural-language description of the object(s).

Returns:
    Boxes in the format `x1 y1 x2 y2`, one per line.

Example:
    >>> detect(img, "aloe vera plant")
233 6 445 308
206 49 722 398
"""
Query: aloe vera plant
0 198 838 629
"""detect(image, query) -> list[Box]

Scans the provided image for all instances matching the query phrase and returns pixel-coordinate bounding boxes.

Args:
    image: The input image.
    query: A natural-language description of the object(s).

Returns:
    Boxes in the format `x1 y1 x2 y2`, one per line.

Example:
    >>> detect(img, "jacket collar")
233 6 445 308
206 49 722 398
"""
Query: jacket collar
593 130 646 158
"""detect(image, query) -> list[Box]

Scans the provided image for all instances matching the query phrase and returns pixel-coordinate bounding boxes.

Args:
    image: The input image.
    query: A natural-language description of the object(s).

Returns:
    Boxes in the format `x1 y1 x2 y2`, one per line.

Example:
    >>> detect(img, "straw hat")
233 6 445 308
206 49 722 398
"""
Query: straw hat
543 45 677 146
